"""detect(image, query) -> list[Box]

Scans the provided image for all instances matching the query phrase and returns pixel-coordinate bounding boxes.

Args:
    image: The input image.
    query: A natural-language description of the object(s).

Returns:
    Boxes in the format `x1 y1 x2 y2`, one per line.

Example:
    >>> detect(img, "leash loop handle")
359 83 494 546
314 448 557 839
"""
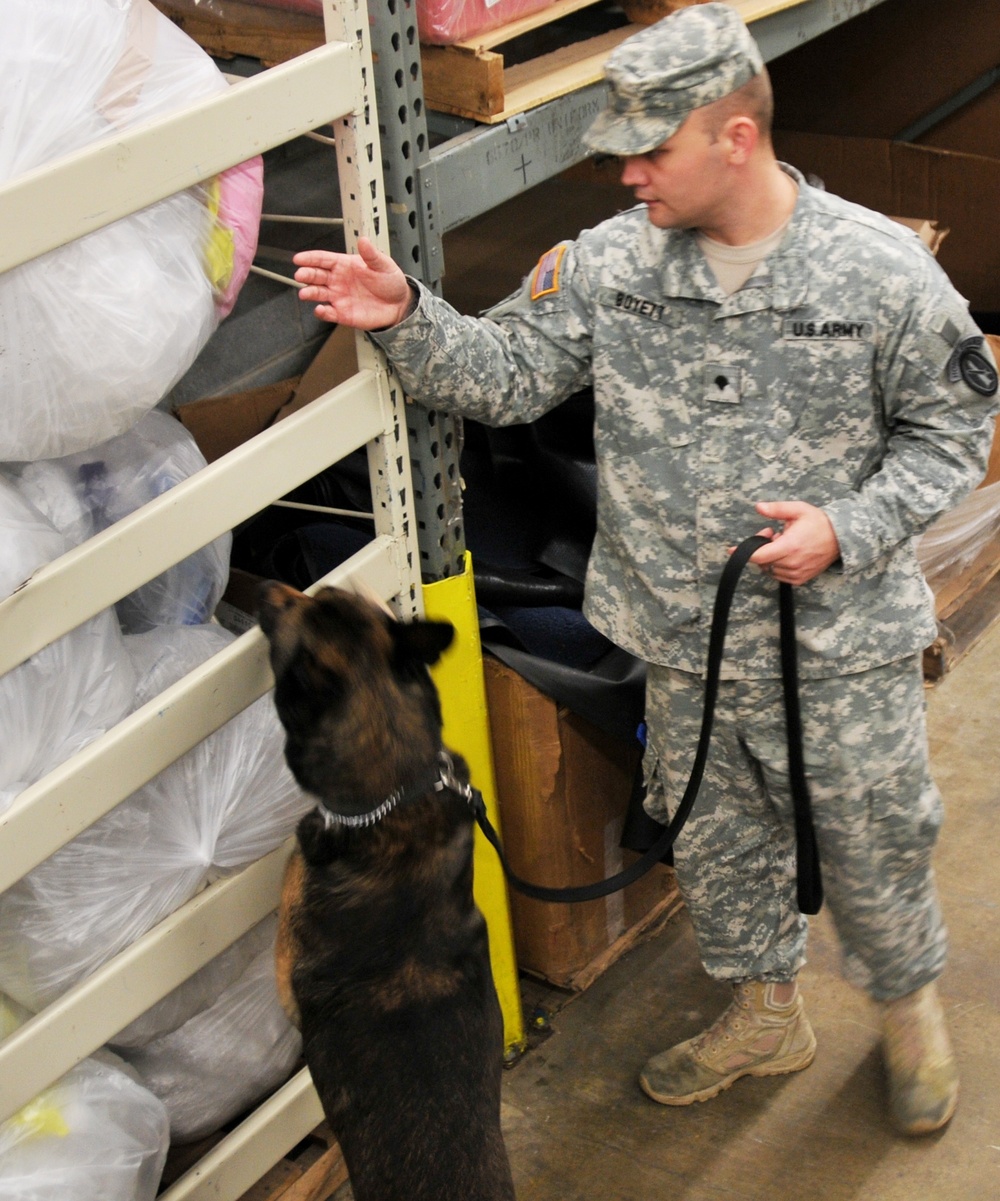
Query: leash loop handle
473 534 823 915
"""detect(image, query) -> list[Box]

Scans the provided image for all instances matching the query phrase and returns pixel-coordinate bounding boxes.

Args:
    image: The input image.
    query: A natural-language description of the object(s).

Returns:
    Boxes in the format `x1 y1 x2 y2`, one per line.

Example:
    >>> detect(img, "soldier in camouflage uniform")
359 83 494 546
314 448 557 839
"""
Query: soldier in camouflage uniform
294 2 998 1137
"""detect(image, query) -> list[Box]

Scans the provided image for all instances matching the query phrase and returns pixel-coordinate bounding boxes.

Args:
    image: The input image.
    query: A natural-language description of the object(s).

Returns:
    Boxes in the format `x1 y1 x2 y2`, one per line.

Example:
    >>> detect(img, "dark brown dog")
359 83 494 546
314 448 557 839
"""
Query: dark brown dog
257 581 515 1201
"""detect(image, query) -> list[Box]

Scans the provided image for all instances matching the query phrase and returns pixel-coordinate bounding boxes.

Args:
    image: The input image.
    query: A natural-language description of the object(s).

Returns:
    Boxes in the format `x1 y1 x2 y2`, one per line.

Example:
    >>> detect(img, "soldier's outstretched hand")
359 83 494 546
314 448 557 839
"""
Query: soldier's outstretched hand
293 238 414 330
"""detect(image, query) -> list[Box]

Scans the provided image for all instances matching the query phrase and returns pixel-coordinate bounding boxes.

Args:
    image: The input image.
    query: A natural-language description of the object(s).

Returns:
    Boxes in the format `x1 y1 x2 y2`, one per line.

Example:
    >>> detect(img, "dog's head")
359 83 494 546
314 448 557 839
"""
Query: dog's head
257 581 455 812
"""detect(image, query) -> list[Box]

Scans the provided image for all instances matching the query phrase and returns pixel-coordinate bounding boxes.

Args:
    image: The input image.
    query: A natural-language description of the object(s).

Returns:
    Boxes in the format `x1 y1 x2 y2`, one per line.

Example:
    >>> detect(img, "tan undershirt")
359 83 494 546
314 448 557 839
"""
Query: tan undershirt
696 216 793 296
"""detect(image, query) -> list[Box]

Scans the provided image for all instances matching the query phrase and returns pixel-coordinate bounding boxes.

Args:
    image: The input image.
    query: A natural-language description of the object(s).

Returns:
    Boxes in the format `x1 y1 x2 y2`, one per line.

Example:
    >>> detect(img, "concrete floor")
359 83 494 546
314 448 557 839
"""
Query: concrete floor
499 620 1000 1201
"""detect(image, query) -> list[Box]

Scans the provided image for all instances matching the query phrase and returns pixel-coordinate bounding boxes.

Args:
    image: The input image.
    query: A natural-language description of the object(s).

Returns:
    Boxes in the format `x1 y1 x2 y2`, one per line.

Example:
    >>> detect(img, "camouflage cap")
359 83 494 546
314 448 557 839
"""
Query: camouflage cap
583 3 764 156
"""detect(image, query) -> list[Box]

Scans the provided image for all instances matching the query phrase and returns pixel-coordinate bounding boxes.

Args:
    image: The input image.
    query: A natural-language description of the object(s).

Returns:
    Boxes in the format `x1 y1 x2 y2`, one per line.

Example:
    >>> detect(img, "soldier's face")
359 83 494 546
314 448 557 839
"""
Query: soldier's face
620 111 729 233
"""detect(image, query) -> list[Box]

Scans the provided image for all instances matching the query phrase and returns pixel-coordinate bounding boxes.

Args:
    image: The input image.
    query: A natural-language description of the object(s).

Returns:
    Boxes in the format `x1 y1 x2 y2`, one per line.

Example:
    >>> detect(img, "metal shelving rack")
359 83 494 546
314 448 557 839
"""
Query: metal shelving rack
367 0 893 578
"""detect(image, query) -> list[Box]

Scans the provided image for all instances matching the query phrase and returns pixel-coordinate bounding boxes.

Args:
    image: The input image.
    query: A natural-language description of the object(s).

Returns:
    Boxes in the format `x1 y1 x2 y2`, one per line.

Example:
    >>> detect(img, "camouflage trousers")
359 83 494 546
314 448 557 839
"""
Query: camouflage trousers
643 655 947 1001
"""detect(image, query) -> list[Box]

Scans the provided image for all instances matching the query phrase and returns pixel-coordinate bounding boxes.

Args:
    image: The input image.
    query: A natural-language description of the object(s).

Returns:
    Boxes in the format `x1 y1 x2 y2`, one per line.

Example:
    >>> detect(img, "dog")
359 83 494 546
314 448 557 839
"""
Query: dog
257 581 516 1201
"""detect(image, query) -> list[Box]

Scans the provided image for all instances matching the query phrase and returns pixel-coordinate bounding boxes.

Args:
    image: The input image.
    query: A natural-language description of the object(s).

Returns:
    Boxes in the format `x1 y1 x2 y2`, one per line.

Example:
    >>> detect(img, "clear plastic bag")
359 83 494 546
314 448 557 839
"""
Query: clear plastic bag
0 0 263 461
121 923 302 1143
0 477 136 816
14 411 233 633
111 914 277 1049
0 1053 170 1201
917 481 1000 591
0 623 310 1011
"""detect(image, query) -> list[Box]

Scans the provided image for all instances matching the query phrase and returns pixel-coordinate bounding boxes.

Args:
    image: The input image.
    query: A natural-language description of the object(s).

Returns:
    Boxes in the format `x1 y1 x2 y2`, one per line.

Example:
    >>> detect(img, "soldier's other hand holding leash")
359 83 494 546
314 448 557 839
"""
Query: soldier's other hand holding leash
736 500 841 585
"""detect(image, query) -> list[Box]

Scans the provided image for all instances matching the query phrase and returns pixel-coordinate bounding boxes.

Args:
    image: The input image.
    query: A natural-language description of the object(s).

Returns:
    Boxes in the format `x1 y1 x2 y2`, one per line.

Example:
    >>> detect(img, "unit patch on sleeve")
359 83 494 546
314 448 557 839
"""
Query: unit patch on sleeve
945 334 999 397
530 245 567 300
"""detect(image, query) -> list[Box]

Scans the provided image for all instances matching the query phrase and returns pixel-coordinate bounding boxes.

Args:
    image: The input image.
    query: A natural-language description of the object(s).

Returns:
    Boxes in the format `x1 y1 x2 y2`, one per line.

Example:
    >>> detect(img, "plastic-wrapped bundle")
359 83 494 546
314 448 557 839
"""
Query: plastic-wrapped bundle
14 411 232 633
0 0 263 461
0 478 135 816
917 480 1000 592
0 624 310 1011
0 1051 170 1201
212 153 265 320
111 914 278 1050
416 0 553 45
122 924 302 1143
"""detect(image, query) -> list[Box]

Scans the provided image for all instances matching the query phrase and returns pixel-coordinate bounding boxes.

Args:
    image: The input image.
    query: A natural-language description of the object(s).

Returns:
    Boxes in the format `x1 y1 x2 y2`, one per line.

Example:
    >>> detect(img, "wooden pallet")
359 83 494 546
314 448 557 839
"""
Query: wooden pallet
420 0 637 123
159 1120 349 1201
419 0 812 122
152 0 634 120
924 539 1000 681
153 0 812 123
152 0 324 67
923 335 1000 680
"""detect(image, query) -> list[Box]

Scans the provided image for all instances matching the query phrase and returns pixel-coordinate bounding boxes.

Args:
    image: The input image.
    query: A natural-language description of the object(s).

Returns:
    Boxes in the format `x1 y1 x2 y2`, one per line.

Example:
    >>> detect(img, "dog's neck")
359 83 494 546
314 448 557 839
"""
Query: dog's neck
314 749 474 830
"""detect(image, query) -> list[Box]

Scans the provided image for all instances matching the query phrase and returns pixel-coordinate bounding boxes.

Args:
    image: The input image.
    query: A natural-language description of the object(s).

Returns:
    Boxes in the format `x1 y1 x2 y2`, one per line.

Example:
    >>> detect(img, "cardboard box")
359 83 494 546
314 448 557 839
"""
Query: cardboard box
482 655 681 989
174 324 360 462
774 131 1000 313
768 0 1000 141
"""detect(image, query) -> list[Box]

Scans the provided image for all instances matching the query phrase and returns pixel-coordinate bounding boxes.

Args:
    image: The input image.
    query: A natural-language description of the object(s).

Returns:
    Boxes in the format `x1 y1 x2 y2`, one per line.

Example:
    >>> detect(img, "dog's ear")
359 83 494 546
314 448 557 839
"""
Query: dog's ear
391 619 455 666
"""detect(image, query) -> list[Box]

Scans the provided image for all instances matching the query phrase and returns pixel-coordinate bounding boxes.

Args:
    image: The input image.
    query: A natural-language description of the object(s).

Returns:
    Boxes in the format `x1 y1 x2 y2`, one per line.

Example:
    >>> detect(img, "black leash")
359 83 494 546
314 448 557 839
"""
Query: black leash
471 534 824 916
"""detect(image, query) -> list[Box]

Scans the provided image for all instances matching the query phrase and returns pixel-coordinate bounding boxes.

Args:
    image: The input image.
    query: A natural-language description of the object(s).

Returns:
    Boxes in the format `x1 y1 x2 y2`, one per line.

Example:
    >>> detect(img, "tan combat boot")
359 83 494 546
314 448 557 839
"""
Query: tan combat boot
640 980 816 1105
882 982 959 1136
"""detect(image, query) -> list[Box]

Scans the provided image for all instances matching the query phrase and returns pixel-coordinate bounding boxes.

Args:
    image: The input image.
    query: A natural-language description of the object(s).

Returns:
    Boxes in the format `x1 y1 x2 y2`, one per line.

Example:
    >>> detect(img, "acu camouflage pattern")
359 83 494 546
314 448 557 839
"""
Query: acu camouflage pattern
643 657 947 1000
583 2 763 156
373 165 998 681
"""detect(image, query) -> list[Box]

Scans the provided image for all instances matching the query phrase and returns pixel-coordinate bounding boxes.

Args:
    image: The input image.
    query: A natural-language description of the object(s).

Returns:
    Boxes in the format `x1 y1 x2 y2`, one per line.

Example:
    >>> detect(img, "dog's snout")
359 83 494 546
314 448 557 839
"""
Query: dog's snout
256 580 305 632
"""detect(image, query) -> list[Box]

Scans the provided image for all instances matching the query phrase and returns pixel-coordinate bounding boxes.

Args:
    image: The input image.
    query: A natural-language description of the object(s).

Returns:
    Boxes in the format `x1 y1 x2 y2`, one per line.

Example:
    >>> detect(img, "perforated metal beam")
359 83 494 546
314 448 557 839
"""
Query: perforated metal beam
368 0 466 582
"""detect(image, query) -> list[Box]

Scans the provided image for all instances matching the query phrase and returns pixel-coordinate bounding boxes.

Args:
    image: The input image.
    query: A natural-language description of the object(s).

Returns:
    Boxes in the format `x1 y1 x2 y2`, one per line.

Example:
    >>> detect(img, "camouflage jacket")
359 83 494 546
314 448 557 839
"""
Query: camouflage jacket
372 166 998 678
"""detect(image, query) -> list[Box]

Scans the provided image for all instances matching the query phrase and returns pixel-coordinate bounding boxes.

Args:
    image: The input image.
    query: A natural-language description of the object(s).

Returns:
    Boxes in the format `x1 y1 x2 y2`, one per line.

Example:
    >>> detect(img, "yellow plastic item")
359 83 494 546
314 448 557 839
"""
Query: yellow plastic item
423 554 526 1057
8 1092 70 1141
202 175 236 295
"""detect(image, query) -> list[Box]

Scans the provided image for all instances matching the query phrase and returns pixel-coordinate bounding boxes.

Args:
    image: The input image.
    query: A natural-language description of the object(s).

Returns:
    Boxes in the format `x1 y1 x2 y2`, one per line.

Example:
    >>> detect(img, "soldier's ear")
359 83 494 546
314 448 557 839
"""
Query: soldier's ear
723 114 758 164
391 619 455 666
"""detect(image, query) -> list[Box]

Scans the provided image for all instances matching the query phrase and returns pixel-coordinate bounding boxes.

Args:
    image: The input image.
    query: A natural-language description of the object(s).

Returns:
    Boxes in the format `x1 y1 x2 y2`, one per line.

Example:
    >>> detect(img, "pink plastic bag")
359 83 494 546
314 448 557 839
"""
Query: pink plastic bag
211 156 265 319
416 0 553 45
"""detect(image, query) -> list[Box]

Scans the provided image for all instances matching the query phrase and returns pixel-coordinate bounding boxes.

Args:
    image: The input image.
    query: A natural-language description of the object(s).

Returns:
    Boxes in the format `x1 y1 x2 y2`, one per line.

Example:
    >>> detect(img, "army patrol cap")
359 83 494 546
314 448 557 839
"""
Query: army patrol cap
583 3 764 156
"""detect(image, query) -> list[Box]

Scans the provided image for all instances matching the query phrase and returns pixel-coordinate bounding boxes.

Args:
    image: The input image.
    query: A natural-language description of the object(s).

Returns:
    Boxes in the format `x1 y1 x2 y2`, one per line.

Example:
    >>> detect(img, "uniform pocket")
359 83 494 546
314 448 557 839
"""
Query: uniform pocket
751 336 876 462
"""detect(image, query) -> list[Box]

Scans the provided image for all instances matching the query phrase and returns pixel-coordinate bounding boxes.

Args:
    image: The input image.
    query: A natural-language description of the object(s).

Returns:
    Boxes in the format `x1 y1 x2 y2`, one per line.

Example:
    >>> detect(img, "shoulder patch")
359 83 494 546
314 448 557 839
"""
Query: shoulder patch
530 245 566 301
947 336 999 396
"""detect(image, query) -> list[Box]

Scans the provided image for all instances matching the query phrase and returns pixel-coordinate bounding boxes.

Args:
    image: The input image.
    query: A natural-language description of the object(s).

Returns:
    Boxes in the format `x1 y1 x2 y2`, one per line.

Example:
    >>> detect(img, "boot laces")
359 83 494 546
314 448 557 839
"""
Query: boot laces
690 987 754 1061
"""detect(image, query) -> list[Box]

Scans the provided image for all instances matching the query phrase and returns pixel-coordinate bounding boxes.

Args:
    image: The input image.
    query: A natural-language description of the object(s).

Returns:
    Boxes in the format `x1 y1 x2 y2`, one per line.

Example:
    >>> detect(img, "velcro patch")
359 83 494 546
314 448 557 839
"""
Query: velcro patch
704 364 742 404
530 245 566 300
783 319 873 340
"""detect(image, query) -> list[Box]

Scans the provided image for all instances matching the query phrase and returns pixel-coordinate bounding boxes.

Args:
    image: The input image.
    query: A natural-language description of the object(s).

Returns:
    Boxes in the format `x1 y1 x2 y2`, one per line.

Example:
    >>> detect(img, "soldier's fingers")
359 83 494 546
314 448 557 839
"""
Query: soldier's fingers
293 266 332 288
297 284 330 303
293 249 338 268
740 528 776 563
